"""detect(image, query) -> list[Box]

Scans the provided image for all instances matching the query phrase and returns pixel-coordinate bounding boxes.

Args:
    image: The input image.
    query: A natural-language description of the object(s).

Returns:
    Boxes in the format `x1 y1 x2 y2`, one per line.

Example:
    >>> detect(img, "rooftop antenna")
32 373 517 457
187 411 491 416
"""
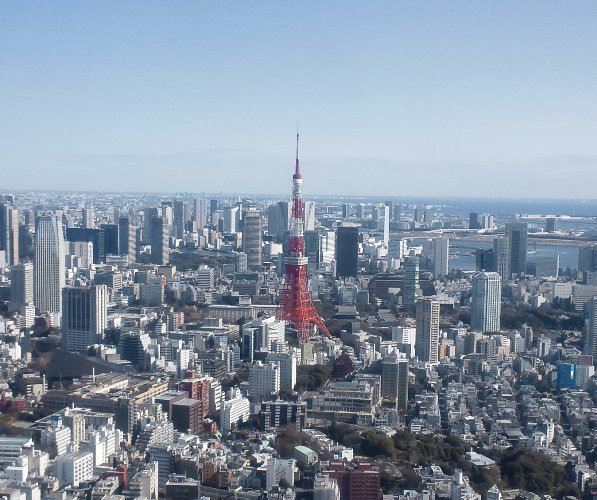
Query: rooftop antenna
295 123 300 176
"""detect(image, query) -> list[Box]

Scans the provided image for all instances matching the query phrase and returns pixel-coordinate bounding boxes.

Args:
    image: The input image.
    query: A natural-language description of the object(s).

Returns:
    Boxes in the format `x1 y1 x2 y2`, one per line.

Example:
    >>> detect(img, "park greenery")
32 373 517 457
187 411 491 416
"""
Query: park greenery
295 365 331 392
326 425 579 497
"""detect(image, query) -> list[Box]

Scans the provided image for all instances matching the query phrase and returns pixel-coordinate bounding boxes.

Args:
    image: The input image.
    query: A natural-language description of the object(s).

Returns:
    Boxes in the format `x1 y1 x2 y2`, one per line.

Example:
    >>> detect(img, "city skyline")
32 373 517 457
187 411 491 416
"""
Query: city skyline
2 2 597 198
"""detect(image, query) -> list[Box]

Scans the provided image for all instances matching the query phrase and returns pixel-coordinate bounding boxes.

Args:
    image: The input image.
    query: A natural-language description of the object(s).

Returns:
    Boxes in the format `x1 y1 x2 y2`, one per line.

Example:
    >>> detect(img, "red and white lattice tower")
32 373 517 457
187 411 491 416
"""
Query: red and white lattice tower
278 134 330 342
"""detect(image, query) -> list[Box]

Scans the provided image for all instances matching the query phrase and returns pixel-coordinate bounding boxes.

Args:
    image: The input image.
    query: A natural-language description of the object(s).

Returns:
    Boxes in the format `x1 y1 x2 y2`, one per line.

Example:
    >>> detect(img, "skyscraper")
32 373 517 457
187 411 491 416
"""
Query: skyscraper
356 203 365 219
62 285 108 354
469 212 480 229
172 200 193 239
402 255 420 306
10 262 33 311
505 222 528 276
149 216 169 265
393 204 402 223
193 198 208 228
341 203 349 219
81 207 94 229
471 271 502 333
173 200 186 239
118 216 137 260
416 298 439 364
34 213 65 320
382 204 390 248
0 202 19 266
66 227 105 264
100 223 119 256
475 248 495 272
493 237 510 280
579 246 597 273
304 230 322 270
432 238 449 277
242 209 262 270
209 199 219 225
381 351 409 411
335 224 359 278
267 202 291 242
303 201 316 231
223 206 240 233
584 297 597 358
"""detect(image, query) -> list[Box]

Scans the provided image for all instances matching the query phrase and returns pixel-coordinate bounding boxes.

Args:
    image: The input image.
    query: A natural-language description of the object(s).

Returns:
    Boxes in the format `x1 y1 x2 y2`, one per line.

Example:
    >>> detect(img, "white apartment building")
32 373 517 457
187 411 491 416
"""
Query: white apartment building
266 457 297 491
55 449 94 488
248 361 280 401
220 389 250 432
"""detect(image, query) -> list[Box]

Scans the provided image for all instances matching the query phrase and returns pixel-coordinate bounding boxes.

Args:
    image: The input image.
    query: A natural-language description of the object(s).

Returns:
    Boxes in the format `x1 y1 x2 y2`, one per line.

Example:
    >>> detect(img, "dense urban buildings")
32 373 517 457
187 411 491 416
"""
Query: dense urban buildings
0 151 596 500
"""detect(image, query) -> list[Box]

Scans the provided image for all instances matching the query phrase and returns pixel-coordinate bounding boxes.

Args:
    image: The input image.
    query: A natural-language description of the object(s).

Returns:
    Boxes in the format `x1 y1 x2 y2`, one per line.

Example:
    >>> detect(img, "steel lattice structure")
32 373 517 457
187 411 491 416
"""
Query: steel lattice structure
278 134 330 342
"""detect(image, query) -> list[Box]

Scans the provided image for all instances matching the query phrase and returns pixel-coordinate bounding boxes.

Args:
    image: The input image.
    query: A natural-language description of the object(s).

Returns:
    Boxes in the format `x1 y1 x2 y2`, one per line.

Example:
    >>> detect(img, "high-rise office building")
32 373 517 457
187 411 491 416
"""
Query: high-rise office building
356 203 365 219
372 205 380 222
475 248 495 272
432 238 449 277
62 285 108 354
66 228 105 264
100 223 119 256
471 271 502 333
193 198 208 228
493 237 510 280
34 213 65 320
579 246 597 273
209 199 219 225
335 224 359 278
81 207 94 229
161 202 173 227
414 205 424 224
222 206 240 234
382 204 390 248
393 204 402 223
10 262 33 311
416 298 439 364
0 202 19 266
236 252 248 273
381 351 409 411
505 222 528 276
341 204 349 219
304 230 322 270
149 216 169 265
584 297 597 358
142 207 159 244
469 212 480 230
173 200 185 239
18 224 34 262
242 209 262 270
118 216 137 260
303 201 316 231
172 200 192 239
402 255 420 306
267 202 291 242
388 238 407 261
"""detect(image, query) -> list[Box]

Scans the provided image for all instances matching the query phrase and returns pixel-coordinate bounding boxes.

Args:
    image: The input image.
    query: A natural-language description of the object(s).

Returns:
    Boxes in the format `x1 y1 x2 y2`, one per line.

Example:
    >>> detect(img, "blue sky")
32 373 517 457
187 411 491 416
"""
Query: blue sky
1 2 596 198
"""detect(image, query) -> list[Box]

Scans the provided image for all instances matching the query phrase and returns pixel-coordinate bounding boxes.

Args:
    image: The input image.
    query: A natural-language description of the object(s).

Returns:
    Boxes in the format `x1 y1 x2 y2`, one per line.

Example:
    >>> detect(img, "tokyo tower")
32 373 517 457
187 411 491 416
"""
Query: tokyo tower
278 134 330 342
